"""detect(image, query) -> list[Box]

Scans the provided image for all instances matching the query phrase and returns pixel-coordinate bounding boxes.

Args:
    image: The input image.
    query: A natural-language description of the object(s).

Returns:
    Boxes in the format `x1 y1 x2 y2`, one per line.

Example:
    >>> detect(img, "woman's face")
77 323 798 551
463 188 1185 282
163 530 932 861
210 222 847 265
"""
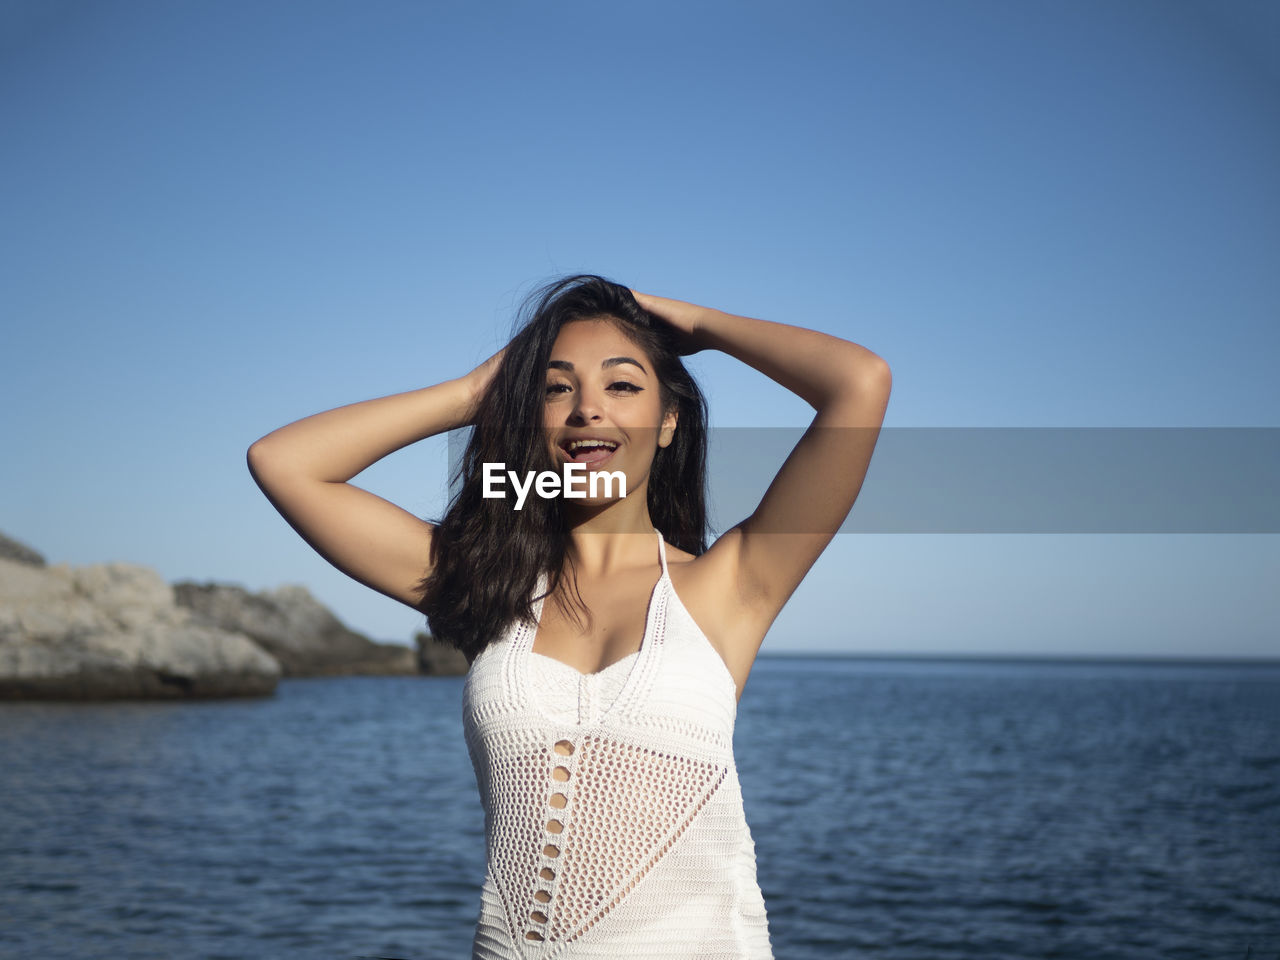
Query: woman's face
543 318 677 504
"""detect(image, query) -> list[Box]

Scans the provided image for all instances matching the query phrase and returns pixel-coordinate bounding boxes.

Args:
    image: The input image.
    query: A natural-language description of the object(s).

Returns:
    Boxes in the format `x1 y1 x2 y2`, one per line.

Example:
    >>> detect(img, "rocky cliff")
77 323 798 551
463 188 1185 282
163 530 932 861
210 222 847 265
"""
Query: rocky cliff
0 537 281 700
173 581 417 676
414 630 470 675
0 531 437 700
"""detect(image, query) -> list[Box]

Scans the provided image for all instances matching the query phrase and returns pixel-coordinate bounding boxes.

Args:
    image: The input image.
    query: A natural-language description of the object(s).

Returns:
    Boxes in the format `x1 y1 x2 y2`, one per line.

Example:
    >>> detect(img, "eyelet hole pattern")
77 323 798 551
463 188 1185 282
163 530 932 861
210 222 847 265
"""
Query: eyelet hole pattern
523 733 730 945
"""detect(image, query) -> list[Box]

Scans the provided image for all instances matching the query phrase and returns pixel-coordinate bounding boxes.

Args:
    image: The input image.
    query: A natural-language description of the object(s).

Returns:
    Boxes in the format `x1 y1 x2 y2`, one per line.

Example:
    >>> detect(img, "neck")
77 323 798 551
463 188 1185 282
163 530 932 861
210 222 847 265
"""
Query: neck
561 494 658 577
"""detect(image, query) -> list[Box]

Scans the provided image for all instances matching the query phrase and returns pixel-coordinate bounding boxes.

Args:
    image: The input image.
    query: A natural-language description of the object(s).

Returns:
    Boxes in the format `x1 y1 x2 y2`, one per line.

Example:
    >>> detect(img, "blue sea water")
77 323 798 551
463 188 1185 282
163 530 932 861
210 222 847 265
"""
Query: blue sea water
1 657 1277 960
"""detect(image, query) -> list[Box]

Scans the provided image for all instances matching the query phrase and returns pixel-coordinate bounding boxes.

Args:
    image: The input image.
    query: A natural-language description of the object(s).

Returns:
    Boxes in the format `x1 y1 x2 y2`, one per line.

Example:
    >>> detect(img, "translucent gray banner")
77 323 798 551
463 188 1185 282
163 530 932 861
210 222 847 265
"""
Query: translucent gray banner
448 427 1280 533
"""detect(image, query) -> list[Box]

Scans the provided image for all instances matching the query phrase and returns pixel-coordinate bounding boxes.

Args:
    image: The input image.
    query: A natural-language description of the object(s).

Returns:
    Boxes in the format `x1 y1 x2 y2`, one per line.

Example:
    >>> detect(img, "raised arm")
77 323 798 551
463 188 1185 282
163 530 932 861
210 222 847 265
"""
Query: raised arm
246 350 504 609
632 291 891 663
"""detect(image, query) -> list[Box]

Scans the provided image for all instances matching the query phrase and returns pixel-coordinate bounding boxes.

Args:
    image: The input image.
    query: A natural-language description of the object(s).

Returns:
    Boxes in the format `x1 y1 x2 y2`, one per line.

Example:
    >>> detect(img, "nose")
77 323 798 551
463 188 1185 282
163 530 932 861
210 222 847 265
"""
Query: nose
569 384 605 424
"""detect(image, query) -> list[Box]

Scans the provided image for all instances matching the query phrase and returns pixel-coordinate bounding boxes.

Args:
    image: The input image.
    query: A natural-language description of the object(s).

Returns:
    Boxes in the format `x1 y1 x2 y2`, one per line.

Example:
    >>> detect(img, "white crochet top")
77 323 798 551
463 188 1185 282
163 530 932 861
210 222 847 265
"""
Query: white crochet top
527 651 638 726
462 528 773 959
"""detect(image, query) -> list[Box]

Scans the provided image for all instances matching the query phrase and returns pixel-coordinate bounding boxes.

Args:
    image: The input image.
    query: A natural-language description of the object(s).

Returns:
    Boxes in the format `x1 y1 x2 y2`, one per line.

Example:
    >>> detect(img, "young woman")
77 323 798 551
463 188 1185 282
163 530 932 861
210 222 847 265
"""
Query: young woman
247 275 891 958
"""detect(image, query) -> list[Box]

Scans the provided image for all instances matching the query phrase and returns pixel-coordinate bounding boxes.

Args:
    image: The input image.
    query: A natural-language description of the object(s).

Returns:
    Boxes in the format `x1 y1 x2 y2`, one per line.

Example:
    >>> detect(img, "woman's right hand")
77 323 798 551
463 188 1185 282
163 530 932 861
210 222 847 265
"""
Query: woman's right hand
462 346 507 422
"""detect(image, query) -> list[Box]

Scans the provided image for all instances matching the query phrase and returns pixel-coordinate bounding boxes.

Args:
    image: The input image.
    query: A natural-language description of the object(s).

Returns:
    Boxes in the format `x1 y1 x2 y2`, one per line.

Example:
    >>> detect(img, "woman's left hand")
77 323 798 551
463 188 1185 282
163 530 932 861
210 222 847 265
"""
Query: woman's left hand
630 289 714 356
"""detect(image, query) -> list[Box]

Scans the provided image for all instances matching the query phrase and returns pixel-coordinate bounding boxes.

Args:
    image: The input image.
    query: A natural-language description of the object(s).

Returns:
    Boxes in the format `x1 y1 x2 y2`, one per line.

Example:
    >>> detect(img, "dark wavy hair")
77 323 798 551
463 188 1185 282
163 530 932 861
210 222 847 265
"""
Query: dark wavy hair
419 275 709 663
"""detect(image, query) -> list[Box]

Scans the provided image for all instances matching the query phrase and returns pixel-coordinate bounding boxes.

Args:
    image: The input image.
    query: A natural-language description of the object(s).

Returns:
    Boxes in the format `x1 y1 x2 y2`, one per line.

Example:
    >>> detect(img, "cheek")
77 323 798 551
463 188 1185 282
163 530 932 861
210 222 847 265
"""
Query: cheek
642 393 667 425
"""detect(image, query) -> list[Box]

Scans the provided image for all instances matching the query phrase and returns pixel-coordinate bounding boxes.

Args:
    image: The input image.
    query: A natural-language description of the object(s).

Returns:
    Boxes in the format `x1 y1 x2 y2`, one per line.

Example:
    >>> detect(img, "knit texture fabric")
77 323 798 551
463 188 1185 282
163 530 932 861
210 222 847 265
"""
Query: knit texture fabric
462 529 774 959
527 651 637 726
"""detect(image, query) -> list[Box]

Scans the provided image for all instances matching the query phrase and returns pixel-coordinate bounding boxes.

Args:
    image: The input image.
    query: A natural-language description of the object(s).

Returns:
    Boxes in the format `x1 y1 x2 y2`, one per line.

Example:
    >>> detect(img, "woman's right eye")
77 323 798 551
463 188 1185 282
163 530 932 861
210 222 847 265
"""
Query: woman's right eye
546 383 571 396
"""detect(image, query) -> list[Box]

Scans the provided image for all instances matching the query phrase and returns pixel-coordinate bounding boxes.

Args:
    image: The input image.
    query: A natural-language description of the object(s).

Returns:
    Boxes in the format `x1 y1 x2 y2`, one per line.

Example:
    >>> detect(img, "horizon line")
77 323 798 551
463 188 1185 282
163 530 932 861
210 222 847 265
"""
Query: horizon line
753 651 1280 667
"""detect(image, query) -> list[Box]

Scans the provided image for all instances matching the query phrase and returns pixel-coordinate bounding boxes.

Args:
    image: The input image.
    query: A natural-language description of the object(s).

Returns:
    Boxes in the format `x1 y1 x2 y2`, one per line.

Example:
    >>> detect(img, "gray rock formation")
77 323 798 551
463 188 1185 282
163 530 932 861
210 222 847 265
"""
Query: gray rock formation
173 581 417 676
0 532 45 568
0 557 281 700
414 630 470 675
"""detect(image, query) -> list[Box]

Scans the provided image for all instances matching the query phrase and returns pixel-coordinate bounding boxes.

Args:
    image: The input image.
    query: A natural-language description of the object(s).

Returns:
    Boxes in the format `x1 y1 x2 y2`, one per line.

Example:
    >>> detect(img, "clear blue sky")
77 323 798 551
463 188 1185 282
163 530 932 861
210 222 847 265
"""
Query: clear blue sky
3 1 1277 657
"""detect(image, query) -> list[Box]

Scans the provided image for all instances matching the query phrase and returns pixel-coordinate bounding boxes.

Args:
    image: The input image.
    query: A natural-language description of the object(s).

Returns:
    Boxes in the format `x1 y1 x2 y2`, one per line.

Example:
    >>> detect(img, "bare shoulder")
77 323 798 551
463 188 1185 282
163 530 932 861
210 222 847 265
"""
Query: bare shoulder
663 528 773 700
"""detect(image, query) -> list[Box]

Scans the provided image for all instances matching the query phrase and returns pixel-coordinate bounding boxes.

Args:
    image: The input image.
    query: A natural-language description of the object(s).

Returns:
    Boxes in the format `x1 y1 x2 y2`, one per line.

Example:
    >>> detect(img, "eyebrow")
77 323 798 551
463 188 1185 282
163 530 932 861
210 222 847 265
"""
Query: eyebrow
547 357 648 375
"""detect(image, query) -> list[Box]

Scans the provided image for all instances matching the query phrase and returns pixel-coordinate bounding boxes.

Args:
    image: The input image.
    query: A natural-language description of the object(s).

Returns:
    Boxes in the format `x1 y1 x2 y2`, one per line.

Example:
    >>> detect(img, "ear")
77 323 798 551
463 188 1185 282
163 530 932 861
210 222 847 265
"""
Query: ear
658 407 678 448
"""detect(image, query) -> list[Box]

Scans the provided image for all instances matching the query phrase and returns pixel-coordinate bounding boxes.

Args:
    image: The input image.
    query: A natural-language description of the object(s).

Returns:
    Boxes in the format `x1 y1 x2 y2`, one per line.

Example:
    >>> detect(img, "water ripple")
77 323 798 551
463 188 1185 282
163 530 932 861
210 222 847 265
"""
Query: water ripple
1 663 1278 959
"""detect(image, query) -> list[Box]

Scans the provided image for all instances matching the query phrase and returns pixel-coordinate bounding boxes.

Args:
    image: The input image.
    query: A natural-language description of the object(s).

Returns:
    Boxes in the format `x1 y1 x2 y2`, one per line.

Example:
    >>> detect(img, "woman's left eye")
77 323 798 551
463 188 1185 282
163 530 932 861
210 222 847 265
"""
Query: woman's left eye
610 382 641 392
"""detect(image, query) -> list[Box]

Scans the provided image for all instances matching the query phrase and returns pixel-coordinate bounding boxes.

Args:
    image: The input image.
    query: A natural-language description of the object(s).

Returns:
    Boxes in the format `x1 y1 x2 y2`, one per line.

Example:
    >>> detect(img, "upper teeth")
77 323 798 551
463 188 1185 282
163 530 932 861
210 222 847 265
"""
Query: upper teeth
567 439 618 451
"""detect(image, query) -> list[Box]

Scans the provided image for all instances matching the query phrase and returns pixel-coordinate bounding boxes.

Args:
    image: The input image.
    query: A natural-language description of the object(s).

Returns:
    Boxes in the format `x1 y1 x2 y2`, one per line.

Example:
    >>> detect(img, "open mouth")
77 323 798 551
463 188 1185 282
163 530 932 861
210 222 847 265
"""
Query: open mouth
558 437 620 465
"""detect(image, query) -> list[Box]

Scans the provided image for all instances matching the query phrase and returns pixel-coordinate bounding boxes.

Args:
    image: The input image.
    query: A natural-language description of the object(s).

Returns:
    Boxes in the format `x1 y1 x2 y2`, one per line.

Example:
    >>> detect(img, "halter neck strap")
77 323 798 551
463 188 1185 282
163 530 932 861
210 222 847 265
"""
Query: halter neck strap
653 527 669 578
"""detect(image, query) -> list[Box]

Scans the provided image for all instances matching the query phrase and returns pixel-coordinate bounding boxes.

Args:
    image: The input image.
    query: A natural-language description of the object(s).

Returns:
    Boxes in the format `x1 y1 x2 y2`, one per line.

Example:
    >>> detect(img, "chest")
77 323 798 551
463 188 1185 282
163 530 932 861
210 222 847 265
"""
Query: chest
530 569 661 674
